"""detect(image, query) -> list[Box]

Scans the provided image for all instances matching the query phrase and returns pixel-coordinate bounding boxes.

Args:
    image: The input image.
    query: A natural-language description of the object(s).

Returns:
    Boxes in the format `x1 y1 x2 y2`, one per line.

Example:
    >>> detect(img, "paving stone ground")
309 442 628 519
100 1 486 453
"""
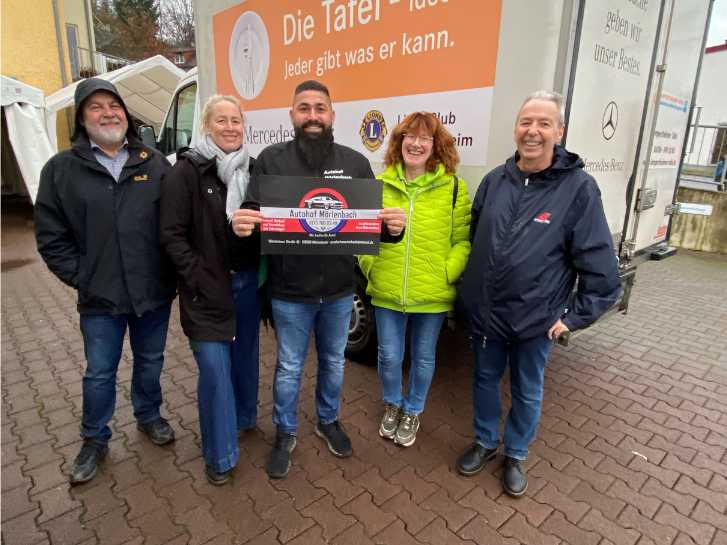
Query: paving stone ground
2 197 727 545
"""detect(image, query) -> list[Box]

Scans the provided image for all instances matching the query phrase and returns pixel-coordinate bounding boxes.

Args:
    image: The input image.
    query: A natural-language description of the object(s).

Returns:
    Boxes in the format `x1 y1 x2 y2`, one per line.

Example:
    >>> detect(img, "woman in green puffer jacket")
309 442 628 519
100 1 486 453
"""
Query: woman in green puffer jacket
358 112 471 448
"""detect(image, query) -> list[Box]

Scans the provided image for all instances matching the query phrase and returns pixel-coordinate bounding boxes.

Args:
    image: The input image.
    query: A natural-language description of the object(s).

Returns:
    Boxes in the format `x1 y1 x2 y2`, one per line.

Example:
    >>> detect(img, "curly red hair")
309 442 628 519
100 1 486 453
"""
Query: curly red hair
383 112 460 174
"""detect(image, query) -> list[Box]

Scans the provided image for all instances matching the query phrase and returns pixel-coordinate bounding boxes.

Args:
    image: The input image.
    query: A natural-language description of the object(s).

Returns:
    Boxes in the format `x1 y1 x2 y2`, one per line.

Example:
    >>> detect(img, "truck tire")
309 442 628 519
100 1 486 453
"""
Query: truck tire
346 273 377 365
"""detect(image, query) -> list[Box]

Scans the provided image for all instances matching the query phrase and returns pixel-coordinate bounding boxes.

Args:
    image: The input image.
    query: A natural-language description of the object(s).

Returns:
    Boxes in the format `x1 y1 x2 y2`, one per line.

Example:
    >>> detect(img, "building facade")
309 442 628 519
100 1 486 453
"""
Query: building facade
1 0 96 149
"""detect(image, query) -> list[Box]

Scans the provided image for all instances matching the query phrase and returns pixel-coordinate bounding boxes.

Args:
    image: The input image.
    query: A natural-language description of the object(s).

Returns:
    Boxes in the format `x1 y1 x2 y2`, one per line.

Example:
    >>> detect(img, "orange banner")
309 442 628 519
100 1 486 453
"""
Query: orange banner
214 0 501 111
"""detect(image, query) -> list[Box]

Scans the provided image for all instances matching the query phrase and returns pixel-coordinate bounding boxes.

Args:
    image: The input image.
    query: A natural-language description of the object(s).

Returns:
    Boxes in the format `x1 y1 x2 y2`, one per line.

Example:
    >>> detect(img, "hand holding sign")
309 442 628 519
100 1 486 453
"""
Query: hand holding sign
379 207 406 237
231 209 262 237
259 175 382 255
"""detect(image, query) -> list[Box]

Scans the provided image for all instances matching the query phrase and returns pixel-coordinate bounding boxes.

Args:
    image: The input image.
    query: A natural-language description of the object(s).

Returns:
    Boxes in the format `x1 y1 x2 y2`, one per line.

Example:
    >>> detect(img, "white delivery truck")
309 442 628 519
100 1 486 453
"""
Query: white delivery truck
152 0 713 358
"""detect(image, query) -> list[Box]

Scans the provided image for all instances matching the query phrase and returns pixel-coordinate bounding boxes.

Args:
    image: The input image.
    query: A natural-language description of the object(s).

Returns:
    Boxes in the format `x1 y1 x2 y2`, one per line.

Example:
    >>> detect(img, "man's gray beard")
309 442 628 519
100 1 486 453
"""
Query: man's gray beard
294 125 334 169
86 124 126 149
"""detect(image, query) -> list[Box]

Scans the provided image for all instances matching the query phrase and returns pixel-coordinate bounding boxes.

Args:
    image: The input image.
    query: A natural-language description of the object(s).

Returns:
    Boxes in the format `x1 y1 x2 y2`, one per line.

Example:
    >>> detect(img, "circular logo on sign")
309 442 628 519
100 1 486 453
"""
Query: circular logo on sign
359 110 388 152
229 11 270 100
601 101 619 141
298 188 349 234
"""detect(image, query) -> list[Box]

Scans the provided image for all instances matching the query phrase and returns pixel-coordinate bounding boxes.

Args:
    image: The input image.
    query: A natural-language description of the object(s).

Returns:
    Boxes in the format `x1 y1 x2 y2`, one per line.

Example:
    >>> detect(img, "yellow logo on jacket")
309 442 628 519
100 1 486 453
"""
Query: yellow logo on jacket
133 174 149 182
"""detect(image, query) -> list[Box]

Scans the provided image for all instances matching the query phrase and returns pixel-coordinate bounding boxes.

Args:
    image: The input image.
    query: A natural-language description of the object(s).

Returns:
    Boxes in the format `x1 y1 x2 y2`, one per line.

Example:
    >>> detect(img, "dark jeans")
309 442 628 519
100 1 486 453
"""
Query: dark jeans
79 302 172 445
472 334 554 460
190 269 261 473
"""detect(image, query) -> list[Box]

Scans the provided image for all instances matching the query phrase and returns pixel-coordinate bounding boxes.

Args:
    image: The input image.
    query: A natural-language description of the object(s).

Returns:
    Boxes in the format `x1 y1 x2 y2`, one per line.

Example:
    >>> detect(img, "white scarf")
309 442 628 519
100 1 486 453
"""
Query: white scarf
194 134 250 220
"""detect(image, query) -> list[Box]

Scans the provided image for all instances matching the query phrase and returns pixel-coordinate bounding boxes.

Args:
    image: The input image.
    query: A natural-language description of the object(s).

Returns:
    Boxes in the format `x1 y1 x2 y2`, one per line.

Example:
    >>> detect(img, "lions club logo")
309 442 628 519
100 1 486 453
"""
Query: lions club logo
297 188 350 234
359 110 388 152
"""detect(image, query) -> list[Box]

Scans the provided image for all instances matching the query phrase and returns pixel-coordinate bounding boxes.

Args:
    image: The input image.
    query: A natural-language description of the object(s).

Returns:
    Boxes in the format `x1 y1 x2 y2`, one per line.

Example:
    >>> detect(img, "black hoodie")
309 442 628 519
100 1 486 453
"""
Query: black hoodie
35 78 175 315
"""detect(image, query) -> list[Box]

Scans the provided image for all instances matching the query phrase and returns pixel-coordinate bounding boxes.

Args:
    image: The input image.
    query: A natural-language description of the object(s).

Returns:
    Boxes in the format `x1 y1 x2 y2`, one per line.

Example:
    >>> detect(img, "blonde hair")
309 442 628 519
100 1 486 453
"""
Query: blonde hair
201 95 245 133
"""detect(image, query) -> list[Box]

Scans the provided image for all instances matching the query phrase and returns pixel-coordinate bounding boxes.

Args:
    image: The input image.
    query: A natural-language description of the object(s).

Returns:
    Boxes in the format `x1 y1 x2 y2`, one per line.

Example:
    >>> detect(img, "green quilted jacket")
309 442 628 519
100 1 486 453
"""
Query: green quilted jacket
358 162 472 313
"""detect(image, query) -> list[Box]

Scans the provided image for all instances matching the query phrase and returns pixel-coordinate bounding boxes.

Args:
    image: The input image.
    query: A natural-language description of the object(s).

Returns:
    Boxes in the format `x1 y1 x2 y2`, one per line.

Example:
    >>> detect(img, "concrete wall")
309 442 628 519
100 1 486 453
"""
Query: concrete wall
1 0 71 95
671 187 727 254
1 0 90 150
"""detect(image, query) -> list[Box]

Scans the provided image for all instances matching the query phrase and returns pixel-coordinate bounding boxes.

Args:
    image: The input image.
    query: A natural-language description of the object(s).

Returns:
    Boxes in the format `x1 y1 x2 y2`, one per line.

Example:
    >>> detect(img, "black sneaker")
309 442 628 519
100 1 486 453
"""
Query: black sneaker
205 465 232 486
69 440 108 485
315 421 353 458
266 432 297 479
137 417 175 446
503 457 528 497
456 443 497 476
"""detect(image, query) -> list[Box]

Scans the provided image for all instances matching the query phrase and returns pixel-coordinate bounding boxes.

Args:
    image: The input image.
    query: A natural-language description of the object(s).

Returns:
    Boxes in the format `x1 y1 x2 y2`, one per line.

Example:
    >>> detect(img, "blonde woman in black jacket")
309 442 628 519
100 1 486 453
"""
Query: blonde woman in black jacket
160 95 260 485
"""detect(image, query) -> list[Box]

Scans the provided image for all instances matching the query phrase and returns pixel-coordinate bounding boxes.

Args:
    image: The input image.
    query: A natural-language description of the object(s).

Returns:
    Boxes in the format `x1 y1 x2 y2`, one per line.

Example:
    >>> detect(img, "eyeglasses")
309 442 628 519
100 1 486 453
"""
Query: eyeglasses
403 133 434 144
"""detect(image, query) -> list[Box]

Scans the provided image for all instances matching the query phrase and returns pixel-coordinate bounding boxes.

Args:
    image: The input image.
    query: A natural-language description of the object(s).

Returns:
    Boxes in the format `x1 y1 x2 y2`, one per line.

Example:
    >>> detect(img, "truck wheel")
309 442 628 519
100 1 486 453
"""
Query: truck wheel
346 277 377 365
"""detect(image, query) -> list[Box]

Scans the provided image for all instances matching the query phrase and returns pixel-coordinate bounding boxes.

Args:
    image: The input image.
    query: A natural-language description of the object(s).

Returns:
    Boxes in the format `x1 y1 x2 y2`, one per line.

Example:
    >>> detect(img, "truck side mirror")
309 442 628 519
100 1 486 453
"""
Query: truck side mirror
138 124 157 149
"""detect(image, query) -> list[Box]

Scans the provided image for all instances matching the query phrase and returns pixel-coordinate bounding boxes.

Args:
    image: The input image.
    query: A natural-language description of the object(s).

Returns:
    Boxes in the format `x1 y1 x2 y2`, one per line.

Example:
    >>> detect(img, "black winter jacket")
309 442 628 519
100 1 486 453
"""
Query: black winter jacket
35 134 176 315
459 146 621 341
160 150 258 341
245 140 402 303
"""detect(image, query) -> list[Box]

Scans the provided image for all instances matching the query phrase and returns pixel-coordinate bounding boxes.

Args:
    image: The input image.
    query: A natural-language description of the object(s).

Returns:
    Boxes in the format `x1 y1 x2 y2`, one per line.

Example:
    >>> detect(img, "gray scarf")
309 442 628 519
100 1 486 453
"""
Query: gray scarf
194 134 250 220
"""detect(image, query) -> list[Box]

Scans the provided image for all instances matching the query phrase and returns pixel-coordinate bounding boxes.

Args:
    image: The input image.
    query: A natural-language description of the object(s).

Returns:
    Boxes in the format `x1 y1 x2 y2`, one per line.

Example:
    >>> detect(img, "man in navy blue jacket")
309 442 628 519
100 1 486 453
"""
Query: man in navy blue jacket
456 91 621 497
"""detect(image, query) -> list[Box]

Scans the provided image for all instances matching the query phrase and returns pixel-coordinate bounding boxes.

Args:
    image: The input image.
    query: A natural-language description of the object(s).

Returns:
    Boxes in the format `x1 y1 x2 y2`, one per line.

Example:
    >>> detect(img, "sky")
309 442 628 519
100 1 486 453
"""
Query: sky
708 0 727 46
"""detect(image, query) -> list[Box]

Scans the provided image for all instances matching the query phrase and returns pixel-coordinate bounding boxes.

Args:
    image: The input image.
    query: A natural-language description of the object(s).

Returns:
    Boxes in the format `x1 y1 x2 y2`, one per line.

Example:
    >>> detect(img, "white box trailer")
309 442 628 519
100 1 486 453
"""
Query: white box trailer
156 0 713 355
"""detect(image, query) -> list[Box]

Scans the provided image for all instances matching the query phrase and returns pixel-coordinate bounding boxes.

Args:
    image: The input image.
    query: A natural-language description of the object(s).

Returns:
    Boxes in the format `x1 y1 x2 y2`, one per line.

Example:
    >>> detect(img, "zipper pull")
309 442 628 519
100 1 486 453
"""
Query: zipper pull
482 336 487 348
524 178 529 187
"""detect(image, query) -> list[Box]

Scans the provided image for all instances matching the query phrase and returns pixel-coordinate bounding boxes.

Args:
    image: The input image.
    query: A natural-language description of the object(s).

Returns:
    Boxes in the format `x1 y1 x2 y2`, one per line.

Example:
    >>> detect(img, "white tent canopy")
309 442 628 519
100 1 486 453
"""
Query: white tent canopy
1 76 54 201
1 55 184 202
44 55 185 150
2 76 44 108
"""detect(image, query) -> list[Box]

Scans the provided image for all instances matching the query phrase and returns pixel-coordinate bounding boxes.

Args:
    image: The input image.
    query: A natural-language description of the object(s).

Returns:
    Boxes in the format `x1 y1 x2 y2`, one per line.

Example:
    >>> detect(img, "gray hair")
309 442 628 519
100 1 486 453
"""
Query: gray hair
520 90 565 127
201 95 245 133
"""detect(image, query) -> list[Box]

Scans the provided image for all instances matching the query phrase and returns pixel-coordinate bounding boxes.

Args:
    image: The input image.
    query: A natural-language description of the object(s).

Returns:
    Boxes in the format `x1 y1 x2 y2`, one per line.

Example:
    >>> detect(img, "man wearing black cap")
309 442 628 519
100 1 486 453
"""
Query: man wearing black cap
35 78 177 484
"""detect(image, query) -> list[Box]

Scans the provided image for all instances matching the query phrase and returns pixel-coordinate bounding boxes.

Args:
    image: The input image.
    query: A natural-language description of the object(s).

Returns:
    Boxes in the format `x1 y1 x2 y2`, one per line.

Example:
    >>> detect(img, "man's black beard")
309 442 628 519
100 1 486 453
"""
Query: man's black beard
294 123 334 169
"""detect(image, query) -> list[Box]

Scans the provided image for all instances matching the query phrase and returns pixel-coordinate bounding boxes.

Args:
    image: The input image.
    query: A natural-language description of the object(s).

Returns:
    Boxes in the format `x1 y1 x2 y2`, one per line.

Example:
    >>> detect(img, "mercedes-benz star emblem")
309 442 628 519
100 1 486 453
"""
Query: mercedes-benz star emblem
602 101 618 141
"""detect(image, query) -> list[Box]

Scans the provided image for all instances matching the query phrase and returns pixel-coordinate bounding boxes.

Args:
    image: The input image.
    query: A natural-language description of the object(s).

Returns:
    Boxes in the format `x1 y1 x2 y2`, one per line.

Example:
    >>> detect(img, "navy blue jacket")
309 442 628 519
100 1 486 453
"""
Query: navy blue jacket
459 145 621 341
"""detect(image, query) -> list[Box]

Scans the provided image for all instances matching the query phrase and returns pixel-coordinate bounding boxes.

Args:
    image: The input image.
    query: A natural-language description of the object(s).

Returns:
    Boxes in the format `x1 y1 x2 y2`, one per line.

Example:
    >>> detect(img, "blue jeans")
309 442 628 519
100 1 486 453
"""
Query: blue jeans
190 269 260 473
79 302 172 445
271 295 353 435
472 335 554 460
231 269 261 429
375 308 445 415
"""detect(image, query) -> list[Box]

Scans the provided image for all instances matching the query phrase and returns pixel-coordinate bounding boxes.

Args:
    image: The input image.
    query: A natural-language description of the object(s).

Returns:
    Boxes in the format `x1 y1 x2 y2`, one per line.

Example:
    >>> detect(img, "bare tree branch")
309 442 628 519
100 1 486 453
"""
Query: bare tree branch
159 0 195 48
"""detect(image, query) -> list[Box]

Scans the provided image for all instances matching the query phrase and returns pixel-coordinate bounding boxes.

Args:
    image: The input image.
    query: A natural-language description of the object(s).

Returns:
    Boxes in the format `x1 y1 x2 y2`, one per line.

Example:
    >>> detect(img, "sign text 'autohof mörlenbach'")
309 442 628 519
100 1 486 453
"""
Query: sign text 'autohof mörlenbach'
259 175 383 255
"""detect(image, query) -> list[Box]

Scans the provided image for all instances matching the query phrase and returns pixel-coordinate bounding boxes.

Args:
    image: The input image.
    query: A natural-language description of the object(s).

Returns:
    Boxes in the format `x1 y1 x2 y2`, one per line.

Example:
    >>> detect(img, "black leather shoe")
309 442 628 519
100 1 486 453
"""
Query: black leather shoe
456 443 497 476
503 457 528 497
267 432 297 479
137 417 175 446
70 440 108 485
205 465 232 486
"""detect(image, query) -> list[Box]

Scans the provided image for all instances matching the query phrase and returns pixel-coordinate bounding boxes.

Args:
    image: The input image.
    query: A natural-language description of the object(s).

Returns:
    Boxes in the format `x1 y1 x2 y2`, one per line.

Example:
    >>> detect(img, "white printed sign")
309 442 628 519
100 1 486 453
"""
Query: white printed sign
565 1 661 236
